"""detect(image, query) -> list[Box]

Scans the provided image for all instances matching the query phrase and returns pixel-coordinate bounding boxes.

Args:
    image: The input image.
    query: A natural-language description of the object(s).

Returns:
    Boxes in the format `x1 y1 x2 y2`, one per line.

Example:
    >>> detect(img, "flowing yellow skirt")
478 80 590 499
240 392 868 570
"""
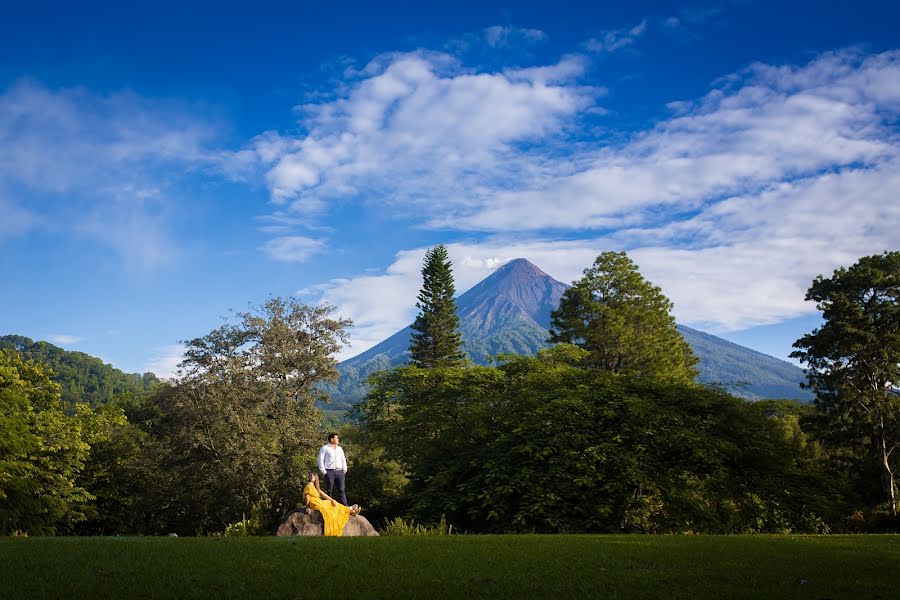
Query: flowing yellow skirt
304 484 350 536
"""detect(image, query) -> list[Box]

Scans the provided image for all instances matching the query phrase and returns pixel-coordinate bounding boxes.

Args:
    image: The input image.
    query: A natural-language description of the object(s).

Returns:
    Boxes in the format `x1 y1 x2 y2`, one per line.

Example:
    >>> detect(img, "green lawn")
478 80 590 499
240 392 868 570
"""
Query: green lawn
2 535 896 599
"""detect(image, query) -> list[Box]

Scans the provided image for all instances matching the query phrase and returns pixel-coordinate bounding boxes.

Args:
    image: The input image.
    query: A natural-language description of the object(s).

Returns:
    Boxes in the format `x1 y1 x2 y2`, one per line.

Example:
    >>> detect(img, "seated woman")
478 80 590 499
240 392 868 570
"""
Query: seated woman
303 471 361 537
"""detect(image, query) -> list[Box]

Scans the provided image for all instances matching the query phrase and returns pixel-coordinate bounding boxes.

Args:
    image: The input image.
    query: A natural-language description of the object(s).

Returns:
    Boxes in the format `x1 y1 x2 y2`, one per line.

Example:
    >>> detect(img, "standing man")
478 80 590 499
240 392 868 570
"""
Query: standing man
318 432 348 506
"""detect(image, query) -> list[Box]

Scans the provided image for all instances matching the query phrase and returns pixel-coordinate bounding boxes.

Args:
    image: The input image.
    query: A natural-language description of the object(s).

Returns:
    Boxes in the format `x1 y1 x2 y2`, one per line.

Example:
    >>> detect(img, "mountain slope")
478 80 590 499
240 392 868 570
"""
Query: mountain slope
676 326 810 400
325 259 812 409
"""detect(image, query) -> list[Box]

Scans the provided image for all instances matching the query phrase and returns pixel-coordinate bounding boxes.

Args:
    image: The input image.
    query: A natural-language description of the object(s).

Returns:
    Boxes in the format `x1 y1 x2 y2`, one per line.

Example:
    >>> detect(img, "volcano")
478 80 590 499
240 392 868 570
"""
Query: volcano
327 258 811 408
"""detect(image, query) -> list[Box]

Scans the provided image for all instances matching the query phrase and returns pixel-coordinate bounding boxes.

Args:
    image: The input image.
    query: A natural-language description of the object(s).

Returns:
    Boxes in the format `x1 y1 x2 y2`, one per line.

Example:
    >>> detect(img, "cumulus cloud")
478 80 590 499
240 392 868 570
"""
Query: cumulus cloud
237 50 596 233
244 47 900 248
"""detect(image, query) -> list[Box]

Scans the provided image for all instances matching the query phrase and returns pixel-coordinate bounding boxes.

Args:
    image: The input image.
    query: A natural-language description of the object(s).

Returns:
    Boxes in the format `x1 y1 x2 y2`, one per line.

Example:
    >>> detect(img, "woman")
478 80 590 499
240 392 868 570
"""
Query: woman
303 471 361 537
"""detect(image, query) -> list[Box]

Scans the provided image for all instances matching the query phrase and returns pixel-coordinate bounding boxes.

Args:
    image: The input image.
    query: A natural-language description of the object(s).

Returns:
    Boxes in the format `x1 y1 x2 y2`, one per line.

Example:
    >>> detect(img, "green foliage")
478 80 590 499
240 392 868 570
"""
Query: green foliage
359 363 505 525
223 514 262 537
360 346 842 533
333 423 408 525
379 514 453 536
550 252 698 383
135 297 351 535
70 403 150 535
791 251 900 514
409 245 466 368
0 335 160 407
0 351 92 534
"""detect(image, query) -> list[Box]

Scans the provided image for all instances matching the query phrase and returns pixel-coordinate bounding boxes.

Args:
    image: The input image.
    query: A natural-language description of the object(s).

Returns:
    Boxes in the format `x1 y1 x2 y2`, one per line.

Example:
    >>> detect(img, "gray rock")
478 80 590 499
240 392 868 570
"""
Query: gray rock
276 508 379 537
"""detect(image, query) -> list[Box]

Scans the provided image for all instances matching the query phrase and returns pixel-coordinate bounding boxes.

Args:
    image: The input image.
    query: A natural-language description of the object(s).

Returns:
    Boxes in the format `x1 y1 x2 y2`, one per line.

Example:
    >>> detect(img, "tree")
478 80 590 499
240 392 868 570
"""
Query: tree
0 351 92 534
70 403 149 535
144 297 352 534
409 245 466 368
360 345 840 533
550 251 698 383
791 251 900 515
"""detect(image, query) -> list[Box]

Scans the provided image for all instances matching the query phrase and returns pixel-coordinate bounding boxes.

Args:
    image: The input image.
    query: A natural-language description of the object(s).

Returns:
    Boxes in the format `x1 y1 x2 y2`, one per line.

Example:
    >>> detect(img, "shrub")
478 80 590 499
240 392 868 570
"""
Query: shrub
379 515 454 536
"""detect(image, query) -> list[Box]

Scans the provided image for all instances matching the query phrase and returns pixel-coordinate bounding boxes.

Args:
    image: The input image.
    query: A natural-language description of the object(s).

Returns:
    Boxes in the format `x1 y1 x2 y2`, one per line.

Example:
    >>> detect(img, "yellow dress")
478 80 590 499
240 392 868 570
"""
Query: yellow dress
304 482 351 536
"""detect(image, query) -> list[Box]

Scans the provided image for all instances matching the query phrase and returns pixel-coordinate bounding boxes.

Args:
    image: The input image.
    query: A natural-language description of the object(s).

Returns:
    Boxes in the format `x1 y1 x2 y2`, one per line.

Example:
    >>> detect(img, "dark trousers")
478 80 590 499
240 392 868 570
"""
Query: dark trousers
325 469 347 505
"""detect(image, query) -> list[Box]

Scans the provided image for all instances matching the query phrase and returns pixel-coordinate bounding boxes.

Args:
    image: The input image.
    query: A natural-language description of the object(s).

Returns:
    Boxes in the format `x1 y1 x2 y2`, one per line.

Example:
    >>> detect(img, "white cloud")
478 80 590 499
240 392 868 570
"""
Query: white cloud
45 334 85 346
143 344 185 379
310 162 900 357
281 48 900 358
0 81 221 270
448 50 900 231
484 25 547 48
0 81 217 192
584 20 648 53
238 50 596 242
244 48 900 249
260 236 326 262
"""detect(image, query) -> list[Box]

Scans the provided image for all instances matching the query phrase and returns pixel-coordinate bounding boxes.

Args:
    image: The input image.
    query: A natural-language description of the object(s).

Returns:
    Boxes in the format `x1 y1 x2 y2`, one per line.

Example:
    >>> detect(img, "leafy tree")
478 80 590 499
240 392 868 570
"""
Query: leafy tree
359 363 505 525
0 351 92 534
359 345 840 533
332 423 408 526
144 297 351 534
791 251 900 515
409 245 466 368
70 403 149 535
550 251 698 383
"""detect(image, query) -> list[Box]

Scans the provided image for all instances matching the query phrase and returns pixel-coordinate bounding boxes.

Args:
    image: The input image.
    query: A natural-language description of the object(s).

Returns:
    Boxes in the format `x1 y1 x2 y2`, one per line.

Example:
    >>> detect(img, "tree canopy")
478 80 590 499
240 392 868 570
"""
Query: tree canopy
0 351 91 534
409 245 466 368
550 251 698 383
791 250 900 515
359 345 841 533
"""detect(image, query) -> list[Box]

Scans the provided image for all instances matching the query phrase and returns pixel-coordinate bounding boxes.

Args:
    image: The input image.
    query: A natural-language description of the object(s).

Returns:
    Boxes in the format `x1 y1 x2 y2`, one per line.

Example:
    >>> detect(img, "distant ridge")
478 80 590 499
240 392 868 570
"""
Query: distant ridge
325 259 812 408
0 334 160 406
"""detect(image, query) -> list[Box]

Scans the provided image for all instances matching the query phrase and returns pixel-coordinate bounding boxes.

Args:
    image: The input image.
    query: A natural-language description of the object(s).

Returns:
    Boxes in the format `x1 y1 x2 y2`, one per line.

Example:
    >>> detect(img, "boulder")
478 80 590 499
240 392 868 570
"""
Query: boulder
276 508 379 537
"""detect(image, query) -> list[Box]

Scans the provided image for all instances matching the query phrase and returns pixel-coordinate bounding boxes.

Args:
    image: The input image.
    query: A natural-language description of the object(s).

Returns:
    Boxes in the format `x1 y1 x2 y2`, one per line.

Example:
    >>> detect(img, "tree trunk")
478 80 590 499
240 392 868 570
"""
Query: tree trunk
879 420 897 517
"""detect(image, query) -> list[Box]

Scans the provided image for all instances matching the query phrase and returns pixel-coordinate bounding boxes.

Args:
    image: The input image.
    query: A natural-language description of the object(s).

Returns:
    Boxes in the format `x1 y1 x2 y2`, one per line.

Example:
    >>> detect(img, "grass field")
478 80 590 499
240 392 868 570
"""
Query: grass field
2 534 897 599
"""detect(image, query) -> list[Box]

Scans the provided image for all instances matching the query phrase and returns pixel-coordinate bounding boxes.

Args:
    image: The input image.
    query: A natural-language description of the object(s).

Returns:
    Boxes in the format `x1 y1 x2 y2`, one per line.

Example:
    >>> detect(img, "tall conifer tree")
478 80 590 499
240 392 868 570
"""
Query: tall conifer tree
409 245 466 368
791 251 900 515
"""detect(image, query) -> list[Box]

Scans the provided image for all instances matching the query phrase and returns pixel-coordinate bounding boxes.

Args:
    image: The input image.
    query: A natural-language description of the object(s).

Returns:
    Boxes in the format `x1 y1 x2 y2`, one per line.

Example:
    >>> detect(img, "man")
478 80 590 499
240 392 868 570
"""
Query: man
317 432 348 506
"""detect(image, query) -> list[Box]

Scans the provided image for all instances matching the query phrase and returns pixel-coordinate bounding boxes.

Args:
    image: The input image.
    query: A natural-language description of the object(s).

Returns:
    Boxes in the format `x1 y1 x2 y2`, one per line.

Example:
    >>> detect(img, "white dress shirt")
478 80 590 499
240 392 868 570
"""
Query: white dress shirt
318 444 348 473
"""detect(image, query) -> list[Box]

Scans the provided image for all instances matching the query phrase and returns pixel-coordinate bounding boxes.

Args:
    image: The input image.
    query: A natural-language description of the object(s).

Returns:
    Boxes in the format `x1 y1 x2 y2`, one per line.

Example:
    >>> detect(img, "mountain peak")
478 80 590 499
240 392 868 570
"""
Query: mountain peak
489 258 549 282
458 258 569 331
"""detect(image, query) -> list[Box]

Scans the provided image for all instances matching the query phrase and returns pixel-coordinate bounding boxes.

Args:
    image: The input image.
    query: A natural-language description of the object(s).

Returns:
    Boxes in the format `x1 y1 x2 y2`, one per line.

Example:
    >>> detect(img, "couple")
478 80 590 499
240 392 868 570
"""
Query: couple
303 432 361 536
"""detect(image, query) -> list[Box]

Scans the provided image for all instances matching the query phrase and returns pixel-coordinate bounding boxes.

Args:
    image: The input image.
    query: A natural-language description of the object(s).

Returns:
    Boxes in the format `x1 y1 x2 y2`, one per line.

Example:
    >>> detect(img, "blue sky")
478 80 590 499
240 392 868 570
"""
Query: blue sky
1 0 898 376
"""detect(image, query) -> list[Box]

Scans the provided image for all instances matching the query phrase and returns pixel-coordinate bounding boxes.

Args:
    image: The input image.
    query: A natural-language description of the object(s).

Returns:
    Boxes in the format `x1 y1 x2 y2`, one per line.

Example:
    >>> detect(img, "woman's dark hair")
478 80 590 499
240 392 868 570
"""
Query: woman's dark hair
308 470 322 492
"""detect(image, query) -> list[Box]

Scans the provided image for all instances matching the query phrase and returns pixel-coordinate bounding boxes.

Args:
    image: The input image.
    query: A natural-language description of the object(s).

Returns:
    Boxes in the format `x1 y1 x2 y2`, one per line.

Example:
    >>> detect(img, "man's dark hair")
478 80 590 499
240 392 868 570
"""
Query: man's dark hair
327 432 338 442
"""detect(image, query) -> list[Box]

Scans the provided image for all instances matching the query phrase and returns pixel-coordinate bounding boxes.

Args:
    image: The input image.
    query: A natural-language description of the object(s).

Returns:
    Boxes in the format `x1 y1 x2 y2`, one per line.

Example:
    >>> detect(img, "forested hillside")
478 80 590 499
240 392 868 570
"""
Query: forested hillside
0 335 160 406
